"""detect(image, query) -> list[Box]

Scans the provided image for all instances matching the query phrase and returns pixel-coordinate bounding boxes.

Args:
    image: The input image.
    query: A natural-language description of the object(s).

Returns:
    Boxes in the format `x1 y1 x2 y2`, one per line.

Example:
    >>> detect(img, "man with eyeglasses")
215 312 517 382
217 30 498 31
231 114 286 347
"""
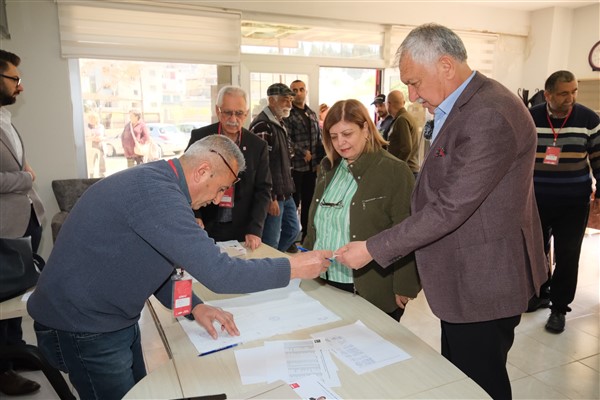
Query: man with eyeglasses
27 134 332 399
0 49 44 396
186 86 272 250
250 83 301 254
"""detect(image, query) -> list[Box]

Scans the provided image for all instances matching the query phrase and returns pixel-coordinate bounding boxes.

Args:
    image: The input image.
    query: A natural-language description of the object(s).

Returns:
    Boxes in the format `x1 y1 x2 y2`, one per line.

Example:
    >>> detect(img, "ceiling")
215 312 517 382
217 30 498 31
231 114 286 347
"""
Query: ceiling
473 0 597 11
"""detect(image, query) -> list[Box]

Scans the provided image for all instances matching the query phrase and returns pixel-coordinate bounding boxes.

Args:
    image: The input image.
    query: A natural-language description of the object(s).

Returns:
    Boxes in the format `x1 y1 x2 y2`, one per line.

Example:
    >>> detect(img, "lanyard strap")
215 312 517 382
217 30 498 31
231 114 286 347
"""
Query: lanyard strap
168 159 178 177
546 107 572 145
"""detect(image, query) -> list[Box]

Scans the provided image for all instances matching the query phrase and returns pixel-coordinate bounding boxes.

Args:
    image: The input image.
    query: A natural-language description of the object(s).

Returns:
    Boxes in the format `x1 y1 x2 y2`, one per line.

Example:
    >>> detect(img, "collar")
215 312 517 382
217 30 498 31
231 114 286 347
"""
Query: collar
432 70 476 140
168 158 192 205
393 107 407 118
264 106 285 128
324 150 381 178
546 103 572 119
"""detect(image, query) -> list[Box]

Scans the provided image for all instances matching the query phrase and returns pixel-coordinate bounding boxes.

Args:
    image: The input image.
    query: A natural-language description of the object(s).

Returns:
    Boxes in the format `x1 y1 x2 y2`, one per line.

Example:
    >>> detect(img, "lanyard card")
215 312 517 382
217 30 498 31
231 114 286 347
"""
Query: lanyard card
172 269 192 317
543 146 561 165
219 186 234 208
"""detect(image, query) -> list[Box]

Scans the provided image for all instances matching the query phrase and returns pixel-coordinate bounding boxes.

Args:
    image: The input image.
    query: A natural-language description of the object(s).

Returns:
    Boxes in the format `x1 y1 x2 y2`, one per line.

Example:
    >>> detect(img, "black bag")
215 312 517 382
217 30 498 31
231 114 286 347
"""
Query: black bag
0 236 44 302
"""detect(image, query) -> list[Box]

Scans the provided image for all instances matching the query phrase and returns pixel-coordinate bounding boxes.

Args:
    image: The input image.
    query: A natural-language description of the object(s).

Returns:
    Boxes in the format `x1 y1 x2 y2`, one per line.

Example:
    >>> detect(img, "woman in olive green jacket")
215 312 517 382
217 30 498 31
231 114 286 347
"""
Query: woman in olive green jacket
303 99 421 321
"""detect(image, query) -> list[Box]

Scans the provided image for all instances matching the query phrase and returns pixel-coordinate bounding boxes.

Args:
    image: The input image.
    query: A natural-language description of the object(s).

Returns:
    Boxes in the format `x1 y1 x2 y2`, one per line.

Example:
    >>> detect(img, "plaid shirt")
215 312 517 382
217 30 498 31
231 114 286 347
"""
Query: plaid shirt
285 104 324 172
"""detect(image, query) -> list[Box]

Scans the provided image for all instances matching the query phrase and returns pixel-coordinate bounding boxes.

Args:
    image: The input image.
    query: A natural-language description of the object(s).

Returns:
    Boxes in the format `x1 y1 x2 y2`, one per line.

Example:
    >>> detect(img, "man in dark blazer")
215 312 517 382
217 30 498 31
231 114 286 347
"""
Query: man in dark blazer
186 86 272 250
336 24 547 400
0 49 44 395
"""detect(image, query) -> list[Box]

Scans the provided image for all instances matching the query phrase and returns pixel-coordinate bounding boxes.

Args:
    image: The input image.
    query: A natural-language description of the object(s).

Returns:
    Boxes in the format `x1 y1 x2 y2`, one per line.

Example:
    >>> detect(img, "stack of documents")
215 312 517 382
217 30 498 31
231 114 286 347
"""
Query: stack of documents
234 339 340 387
178 282 341 355
310 320 411 375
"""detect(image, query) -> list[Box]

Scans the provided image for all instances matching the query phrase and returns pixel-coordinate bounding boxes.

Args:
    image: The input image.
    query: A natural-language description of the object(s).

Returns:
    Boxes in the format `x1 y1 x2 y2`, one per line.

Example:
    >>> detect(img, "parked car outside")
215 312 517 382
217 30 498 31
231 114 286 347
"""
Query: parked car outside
146 123 188 156
103 132 124 157
177 121 208 134
103 123 188 157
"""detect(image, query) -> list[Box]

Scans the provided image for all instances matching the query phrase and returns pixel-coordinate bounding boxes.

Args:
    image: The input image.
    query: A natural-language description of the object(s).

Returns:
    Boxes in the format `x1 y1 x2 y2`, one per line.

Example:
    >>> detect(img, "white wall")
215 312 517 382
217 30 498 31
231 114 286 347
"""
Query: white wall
2 0 78 257
1 0 598 257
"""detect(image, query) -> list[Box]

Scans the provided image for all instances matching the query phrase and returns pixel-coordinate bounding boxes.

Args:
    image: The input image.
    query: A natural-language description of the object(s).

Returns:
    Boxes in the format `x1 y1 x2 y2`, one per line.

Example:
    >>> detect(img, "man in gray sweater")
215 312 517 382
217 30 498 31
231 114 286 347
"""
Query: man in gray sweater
28 135 331 400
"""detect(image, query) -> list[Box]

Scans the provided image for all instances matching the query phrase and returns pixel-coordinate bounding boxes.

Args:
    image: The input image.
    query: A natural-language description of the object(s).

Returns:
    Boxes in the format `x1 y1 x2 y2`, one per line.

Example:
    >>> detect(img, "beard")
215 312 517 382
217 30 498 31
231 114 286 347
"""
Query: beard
280 108 291 118
0 86 16 106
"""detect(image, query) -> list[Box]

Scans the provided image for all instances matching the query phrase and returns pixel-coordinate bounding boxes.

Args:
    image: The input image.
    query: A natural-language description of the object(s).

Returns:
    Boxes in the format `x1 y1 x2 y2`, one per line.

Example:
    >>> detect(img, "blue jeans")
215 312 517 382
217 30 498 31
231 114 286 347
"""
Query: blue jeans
262 197 300 252
34 321 147 400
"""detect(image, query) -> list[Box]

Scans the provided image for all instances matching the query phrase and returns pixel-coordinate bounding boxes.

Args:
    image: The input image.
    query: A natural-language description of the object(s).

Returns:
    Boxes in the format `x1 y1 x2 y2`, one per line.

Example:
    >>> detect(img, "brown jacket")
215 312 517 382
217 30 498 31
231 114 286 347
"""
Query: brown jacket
304 149 421 313
367 72 547 323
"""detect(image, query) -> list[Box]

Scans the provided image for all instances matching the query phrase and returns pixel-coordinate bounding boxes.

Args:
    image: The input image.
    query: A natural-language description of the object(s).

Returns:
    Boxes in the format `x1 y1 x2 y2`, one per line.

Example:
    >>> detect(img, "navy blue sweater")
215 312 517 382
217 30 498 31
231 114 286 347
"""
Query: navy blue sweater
28 160 290 333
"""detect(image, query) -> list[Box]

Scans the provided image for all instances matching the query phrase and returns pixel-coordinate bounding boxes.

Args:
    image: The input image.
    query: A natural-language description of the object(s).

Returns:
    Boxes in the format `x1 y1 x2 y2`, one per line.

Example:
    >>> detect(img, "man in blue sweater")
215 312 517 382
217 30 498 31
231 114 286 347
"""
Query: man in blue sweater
27 135 332 400
527 70 600 333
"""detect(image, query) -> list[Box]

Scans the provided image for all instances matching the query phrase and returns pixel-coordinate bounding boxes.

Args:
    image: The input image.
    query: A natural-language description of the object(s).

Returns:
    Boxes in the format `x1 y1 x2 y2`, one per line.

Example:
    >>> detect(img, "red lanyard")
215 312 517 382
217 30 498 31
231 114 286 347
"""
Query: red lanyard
546 107 572 146
168 159 178 177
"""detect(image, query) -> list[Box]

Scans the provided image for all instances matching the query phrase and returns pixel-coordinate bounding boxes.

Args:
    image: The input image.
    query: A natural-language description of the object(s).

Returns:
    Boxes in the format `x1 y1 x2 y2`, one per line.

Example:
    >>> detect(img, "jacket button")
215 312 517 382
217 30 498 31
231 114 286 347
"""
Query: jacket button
352 235 356 238
352 202 355 205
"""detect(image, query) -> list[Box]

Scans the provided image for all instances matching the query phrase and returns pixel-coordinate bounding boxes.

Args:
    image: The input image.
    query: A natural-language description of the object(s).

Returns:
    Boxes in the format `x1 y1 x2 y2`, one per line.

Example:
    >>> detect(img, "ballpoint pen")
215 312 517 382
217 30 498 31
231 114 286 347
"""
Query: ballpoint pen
199 343 240 357
295 245 337 261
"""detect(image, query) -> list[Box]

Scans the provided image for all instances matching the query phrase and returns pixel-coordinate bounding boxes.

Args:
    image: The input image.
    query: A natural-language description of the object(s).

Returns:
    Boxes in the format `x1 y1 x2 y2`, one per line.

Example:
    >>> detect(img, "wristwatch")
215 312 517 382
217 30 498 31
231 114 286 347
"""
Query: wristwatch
589 40 600 71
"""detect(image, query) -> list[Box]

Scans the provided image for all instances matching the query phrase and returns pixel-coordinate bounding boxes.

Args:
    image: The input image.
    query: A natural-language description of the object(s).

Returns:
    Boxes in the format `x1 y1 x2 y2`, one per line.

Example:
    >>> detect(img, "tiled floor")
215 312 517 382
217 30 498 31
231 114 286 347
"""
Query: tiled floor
12 230 599 399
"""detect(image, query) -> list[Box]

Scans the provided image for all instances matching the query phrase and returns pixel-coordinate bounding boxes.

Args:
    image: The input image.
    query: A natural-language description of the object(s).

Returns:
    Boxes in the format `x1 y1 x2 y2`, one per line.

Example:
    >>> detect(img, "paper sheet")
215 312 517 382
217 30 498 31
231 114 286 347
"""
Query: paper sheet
179 286 340 355
311 320 411 374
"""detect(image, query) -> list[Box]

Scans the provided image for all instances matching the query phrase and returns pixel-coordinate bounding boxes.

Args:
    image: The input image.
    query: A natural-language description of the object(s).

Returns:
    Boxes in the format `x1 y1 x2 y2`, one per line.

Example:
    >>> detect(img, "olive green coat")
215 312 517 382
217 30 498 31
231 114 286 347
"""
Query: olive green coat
303 149 421 313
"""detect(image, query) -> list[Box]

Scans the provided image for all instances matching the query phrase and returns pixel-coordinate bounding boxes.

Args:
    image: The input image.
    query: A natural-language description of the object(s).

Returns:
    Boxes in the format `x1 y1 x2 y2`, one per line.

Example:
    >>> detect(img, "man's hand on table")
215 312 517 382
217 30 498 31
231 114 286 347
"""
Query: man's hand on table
192 304 239 339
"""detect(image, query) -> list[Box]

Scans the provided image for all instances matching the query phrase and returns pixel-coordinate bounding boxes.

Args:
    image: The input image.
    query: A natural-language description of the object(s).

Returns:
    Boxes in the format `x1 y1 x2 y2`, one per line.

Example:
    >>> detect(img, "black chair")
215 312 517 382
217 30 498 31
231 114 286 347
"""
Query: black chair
0 343 75 399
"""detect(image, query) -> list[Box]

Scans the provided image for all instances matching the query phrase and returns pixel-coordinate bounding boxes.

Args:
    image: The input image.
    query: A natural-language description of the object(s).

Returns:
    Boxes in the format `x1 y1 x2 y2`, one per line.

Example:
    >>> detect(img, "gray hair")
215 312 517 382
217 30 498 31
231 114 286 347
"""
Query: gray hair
216 85 248 108
182 135 246 175
545 70 576 92
396 23 468 66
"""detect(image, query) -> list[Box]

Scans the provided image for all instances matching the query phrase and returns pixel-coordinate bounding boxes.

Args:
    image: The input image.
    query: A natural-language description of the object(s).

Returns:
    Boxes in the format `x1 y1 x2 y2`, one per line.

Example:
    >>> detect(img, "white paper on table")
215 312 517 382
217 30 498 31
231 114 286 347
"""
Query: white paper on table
288 375 343 400
216 240 247 257
264 339 340 387
311 320 411 375
234 345 272 385
178 288 341 355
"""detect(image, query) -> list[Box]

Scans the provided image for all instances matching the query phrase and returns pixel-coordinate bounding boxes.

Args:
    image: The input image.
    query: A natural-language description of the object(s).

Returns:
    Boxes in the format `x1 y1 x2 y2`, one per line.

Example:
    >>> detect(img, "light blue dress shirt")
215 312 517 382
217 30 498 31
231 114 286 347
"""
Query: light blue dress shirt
431 70 477 143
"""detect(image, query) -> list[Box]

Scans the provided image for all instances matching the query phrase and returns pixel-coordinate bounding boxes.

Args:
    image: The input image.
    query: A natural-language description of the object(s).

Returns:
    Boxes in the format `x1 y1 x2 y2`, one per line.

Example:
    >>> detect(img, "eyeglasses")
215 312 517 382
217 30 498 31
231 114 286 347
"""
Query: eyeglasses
320 200 343 209
209 149 240 185
0 74 21 86
218 108 246 118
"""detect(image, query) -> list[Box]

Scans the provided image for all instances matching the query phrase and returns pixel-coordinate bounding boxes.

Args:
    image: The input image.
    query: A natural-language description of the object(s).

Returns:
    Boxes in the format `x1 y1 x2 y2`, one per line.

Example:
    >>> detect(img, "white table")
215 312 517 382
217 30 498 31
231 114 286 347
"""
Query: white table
131 245 490 399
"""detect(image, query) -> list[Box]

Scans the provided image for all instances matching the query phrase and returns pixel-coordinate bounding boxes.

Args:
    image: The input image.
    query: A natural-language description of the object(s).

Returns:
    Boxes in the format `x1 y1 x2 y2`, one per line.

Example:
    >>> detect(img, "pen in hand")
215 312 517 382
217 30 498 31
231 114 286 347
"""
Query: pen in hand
296 245 337 262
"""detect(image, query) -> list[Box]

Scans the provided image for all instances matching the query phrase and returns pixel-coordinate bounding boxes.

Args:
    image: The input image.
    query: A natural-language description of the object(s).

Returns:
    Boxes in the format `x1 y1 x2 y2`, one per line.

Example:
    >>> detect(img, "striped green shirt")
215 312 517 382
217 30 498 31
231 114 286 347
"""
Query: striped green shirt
313 159 358 284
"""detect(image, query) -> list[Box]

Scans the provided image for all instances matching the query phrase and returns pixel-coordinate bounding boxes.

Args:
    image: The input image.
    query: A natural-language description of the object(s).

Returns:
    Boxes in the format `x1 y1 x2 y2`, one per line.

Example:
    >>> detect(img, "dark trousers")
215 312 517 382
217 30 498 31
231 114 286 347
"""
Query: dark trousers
35 321 146 400
441 315 521 400
537 202 589 313
292 169 317 241
0 206 42 372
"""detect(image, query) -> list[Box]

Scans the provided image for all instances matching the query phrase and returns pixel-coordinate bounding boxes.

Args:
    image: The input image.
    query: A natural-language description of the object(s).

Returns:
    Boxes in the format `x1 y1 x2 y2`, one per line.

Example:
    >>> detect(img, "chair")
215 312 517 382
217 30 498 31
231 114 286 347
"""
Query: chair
51 178 102 243
0 344 75 400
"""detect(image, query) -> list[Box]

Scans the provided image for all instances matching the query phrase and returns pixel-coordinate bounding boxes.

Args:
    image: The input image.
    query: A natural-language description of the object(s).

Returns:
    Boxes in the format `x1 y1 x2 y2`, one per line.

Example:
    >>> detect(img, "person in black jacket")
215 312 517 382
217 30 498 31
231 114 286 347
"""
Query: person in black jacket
249 83 300 253
186 86 272 250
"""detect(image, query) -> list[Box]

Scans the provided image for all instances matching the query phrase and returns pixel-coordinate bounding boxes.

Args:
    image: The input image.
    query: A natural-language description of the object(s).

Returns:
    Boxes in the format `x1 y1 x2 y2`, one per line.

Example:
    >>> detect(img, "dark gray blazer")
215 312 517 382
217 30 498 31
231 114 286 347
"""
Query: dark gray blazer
367 72 547 323
0 122 45 238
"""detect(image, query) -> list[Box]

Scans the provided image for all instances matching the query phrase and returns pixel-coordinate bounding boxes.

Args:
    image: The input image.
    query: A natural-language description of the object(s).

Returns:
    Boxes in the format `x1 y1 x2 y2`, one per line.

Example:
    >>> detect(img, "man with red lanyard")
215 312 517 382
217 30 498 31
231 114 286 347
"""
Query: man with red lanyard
527 70 600 333
186 86 272 250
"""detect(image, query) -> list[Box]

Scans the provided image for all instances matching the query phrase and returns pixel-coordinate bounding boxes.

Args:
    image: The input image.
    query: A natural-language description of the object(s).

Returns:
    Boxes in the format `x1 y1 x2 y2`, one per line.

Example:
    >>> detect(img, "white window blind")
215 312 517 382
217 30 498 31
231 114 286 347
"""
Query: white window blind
389 26 498 77
56 0 241 64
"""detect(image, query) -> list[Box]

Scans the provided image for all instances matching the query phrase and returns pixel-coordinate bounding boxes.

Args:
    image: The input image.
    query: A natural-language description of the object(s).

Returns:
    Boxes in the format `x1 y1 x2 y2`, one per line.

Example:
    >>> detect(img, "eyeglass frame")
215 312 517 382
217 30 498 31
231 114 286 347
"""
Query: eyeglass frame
0 73 21 86
209 149 240 185
320 200 344 208
218 107 247 118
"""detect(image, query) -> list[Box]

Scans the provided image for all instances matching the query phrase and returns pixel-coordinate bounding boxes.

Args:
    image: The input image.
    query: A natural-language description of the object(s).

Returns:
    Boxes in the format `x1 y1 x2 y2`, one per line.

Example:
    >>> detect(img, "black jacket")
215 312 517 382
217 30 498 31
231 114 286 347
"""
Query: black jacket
186 123 272 241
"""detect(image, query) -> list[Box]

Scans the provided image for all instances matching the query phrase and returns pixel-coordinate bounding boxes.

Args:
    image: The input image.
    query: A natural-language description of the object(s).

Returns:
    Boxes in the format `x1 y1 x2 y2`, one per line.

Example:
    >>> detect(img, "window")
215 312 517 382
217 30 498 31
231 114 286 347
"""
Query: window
79 59 217 177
